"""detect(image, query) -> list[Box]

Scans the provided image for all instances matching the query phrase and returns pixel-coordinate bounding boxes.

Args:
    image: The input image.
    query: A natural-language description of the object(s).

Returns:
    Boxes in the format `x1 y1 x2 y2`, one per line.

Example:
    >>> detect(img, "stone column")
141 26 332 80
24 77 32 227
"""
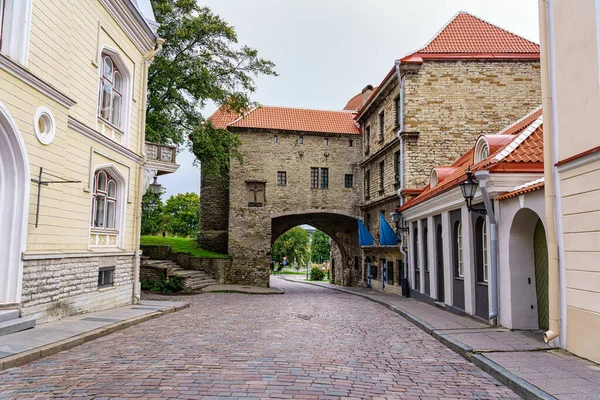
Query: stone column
461 205 476 315
441 211 454 306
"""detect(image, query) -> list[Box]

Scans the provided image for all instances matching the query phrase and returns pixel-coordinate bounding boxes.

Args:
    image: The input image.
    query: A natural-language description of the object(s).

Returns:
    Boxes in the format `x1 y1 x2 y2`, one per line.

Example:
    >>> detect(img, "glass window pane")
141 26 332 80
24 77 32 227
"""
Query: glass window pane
114 71 121 92
101 81 112 120
103 56 113 80
94 195 105 228
106 201 115 230
111 93 121 127
97 171 107 192
107 180 116 198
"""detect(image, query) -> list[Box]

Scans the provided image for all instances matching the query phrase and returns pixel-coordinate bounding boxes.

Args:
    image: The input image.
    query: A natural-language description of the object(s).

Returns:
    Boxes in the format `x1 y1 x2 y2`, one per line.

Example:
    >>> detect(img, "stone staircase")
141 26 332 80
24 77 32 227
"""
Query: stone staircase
0 306 35 338
142 259 217 291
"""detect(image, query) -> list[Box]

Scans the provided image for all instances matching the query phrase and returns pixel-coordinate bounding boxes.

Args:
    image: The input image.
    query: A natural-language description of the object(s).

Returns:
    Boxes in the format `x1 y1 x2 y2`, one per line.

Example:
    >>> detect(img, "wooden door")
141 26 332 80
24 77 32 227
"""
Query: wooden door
534 220 549 330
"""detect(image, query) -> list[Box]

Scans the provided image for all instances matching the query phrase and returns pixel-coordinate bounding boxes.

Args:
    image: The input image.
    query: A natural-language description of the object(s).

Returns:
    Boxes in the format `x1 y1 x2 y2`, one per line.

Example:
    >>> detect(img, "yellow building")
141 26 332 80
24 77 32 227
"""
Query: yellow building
539 0 600 363
0 0 177 322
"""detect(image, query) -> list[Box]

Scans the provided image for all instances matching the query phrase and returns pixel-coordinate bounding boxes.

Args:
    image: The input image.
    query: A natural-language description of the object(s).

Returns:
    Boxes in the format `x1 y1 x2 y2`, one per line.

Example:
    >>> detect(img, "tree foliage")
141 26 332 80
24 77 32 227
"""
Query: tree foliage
162 192 200 237
147 0 277 177
311 229 331 263
271 227 310 268
141 189 165 236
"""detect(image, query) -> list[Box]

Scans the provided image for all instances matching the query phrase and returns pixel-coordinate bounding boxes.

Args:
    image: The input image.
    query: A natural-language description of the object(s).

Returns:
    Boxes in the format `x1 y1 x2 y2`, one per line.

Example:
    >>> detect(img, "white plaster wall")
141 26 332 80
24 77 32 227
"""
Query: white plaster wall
461 205 475 315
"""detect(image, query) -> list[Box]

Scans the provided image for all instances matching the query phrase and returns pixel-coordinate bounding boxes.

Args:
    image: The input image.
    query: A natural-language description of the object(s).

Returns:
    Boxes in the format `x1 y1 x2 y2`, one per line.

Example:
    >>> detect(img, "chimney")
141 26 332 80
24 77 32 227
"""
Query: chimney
361 85 374 106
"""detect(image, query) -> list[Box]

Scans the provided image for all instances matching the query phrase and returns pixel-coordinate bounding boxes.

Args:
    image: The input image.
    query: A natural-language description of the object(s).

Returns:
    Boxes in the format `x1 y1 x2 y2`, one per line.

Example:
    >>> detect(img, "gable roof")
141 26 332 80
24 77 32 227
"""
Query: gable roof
217 106 361 135
344 93 364 111
400 12 540 63
399 107 543 212
208 106 242 129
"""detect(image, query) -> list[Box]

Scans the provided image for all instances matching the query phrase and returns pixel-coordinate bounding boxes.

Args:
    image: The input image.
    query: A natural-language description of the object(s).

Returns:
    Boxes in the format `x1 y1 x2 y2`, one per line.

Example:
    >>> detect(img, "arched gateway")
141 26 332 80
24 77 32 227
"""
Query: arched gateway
0 102 30 304
199 106 364 287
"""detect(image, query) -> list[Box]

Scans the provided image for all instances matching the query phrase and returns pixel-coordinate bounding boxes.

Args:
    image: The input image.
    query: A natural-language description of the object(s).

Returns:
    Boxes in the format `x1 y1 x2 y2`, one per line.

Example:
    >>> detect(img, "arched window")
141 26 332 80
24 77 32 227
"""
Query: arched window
456 222 464 277
482 221 488 282
98 54 123 128
91 169 117 231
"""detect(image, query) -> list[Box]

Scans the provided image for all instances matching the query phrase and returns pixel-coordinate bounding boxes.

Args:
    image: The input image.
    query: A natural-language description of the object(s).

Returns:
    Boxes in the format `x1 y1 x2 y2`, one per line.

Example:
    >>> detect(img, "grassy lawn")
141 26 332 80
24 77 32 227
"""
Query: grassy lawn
140 236 230 258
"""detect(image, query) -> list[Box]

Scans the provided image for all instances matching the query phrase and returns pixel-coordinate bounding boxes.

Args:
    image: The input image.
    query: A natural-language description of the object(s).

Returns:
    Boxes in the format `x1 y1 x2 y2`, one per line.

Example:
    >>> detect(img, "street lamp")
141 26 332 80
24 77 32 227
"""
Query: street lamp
459 167 486 215
143 176 162 206
391 211 409 235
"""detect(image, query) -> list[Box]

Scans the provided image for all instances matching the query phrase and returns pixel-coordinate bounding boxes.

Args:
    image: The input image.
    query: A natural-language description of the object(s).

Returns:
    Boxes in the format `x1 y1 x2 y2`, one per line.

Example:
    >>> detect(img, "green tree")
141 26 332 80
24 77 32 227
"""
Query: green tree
141 189 165 235
271 227 310 268
162 192 200 237
147 0 277 177
311 229 331 263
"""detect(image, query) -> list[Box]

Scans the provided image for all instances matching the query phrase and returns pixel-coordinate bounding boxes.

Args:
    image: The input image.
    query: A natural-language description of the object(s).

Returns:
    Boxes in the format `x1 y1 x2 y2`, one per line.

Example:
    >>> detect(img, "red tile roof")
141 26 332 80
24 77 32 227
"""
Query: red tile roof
497 180 545 201
399 107 543 212
226 106 362 135
344 93 364 111
400 12 539 63
208 106 242 129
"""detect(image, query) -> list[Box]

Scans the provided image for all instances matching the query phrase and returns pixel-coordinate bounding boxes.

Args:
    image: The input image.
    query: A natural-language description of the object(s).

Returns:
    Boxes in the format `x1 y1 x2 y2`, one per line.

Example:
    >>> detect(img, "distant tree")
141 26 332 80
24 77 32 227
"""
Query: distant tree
311 229 331 263
162 192 200 237
271 227 310 268
141 189 165 235
147 0 277 178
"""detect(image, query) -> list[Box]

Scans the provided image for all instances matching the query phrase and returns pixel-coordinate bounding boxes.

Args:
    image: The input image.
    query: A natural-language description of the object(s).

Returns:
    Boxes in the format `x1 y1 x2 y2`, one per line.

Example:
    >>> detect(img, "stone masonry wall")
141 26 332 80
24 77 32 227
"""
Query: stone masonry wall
228 129 363 286
21 255 135 323
198 174 230 254
403 60 541 189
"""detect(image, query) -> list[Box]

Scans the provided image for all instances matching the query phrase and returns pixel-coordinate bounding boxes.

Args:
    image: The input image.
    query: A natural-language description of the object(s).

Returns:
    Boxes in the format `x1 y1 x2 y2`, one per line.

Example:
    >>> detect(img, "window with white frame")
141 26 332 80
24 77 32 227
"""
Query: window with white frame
91 170 118 231
0 0 32 65
98 54 124 128
457 222 464 277
482 222 489 282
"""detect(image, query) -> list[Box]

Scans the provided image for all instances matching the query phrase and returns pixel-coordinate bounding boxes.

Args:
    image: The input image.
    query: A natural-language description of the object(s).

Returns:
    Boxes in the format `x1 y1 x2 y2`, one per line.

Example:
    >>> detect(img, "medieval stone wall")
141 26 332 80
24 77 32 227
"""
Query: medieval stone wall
198 175 230 254
227 129 363 286
403 60 542 189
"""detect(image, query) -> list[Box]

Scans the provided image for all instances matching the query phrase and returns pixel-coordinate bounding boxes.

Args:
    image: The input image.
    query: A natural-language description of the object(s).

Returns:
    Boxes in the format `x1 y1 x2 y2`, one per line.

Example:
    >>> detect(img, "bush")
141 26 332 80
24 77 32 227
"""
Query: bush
309 267 325 281
141 276 183 294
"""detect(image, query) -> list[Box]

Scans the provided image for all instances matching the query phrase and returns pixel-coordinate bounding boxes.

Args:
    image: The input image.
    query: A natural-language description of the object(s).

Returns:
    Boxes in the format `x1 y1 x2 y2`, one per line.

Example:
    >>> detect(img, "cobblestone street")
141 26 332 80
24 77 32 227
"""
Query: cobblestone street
0 279 518 399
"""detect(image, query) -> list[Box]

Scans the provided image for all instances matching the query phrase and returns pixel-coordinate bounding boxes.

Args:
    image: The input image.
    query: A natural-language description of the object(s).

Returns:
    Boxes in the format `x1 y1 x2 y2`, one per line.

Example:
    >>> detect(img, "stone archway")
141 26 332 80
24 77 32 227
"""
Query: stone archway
508 208 547 329
0 102 30 304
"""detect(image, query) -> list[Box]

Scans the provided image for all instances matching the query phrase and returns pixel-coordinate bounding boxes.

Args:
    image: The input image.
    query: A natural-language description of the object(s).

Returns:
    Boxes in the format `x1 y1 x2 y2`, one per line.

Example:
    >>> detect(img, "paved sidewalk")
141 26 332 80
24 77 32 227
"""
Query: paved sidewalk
0 300 187 371
286 278 600 400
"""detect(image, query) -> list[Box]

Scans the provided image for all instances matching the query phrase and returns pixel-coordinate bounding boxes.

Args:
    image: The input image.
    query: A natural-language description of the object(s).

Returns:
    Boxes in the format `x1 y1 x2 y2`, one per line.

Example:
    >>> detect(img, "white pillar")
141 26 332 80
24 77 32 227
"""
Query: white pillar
417 219 425 293
427 216 436 299
408 221 416 289
462 205 475 315
441 211 453 306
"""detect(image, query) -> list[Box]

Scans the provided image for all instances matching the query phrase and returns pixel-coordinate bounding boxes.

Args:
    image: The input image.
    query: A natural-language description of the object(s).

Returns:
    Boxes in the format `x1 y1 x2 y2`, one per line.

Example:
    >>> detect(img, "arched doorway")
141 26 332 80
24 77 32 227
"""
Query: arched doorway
534 220 549 330
0 102 30 304
435 221 444 302
509 208 548 329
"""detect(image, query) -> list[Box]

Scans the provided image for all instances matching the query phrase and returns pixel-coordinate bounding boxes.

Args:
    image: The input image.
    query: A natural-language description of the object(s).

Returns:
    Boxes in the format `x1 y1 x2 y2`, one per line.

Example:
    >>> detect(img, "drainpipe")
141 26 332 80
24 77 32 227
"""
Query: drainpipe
539 0 562 345
132 38 164 304
394 60 409 281
474 171 498 323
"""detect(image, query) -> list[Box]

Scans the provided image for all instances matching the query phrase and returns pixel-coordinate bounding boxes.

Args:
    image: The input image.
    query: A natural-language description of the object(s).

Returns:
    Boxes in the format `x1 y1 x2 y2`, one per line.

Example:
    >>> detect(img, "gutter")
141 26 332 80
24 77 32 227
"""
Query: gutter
474 171 499 322
539 0 562 346
133 38 164 304
394 60 409 284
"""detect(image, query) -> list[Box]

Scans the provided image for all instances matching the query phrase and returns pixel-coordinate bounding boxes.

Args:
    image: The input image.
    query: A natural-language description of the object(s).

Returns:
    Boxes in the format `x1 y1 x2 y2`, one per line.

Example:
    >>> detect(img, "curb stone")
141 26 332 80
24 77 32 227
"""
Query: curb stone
0 304 189 372
285 279 554 400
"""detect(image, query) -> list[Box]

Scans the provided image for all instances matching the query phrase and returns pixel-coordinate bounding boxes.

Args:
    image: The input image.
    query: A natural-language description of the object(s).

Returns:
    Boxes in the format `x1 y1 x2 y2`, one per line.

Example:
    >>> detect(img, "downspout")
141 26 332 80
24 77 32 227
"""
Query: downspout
394 60 408 279
133 38 164 304
539 0 561 345
474 171 498 323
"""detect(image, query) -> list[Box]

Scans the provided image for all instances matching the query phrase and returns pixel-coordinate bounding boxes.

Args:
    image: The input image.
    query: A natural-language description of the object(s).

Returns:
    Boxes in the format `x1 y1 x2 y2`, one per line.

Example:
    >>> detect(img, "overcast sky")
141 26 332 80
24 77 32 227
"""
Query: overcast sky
159 0 540 199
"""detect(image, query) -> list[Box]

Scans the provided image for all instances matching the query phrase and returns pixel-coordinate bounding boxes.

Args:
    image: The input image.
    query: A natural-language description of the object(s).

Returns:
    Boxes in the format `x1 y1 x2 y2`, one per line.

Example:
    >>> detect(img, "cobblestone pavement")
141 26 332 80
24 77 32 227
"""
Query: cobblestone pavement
0 279 518 399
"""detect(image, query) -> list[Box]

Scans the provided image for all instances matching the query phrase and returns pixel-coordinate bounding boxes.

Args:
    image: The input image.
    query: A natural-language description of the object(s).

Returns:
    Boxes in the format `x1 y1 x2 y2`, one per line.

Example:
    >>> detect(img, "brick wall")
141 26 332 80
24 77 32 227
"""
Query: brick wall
21 254 135 323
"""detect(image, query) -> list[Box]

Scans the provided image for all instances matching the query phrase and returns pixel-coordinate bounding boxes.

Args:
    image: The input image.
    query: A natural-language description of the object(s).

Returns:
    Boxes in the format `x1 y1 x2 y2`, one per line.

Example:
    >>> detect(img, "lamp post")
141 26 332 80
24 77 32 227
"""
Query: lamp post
142 176 163 207
391 211 410 297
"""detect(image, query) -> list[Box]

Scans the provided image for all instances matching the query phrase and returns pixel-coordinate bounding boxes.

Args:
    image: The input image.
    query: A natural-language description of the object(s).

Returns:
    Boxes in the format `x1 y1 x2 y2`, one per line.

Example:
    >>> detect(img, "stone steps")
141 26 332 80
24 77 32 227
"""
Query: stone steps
142 259 217 291
0 310 35 338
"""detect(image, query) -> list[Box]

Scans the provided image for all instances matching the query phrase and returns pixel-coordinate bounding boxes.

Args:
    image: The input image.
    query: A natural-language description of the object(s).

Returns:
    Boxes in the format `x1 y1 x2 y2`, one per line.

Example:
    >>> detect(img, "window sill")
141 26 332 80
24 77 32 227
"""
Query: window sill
91 229 119 234
477 282 489 286
378 189 385 195
455 276 464 280
98 285 116 292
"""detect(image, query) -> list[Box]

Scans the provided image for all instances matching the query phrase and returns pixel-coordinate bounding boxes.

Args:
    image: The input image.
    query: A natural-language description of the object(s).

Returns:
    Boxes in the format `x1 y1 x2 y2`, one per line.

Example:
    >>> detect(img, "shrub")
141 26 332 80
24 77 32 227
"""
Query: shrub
309 267 325 281
141 276 183 294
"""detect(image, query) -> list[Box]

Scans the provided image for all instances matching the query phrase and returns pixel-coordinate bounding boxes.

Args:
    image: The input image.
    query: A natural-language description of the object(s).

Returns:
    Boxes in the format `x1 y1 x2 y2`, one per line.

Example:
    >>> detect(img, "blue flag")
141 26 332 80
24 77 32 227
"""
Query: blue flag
358 219 374 246
379 212 398 246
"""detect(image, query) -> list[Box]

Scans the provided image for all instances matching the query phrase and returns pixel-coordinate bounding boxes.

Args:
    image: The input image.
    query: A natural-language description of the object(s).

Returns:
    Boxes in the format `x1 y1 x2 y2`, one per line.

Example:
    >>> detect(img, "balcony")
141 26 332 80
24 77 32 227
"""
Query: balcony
145 141 179 176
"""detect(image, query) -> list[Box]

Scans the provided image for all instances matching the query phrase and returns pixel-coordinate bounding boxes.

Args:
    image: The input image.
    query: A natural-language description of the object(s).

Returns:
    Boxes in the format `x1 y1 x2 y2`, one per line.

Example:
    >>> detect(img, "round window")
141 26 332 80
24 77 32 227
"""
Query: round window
34 107 56 145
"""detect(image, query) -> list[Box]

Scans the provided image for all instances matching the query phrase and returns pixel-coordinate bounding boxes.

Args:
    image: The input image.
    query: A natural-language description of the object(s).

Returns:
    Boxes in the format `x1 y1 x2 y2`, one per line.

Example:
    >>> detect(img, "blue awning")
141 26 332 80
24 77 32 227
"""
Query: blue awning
358 219 374 246
379 212 398 246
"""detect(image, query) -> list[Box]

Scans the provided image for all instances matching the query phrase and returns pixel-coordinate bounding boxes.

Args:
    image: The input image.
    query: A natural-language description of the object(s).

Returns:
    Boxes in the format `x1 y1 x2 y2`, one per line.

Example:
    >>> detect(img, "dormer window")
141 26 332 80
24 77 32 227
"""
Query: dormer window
430 168 439 188
98 55 123 128
474 136 490 164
